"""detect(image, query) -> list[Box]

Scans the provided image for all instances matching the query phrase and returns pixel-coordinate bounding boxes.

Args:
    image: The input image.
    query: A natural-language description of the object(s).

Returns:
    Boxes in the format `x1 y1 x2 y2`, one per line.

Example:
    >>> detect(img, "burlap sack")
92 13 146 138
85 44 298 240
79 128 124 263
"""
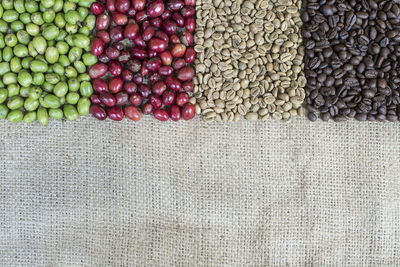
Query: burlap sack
0 117 399 266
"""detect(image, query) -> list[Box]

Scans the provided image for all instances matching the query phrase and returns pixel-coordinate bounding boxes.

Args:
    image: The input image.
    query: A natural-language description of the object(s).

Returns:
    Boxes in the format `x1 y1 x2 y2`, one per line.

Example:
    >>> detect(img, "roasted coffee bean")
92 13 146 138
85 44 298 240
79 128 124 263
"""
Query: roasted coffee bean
363 89 376 98
355 113 367 121
304 0 400 122
308 112 317 121
321 112 330 121
365 70 378 79
345 12 357 31
305 40 315 49
309 58 321 70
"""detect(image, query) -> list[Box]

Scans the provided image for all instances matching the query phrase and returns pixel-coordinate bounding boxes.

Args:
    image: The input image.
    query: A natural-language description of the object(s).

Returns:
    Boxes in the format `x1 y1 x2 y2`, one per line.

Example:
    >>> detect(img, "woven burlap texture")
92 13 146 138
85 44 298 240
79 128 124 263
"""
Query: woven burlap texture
0 117 399 266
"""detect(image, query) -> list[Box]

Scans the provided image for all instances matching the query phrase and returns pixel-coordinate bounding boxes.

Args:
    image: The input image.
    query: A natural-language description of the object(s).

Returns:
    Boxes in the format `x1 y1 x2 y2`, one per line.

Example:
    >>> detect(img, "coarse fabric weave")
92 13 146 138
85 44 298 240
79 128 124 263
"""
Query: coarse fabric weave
0 117 399 266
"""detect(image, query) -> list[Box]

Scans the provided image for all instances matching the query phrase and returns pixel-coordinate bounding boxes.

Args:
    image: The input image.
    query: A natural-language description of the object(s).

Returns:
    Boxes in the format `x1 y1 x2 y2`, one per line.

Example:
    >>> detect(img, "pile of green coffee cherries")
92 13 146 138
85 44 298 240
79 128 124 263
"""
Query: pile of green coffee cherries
0 0 96 124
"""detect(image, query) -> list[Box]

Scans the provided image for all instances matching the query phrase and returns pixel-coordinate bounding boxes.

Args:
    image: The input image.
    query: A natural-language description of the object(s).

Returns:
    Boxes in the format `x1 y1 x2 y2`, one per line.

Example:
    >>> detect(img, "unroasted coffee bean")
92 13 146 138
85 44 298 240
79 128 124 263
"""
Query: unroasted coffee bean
194 0 305 122
303 0 400 122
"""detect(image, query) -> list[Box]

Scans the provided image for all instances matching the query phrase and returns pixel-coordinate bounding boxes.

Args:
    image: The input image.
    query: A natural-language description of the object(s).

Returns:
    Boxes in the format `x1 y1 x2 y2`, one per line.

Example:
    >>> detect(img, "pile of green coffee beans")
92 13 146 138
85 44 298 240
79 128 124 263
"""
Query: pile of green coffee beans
0 0 96 124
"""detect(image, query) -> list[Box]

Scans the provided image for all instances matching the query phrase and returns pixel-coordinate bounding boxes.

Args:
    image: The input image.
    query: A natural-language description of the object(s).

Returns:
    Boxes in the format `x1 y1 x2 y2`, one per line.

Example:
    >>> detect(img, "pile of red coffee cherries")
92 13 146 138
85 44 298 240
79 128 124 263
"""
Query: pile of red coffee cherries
88 0 196 122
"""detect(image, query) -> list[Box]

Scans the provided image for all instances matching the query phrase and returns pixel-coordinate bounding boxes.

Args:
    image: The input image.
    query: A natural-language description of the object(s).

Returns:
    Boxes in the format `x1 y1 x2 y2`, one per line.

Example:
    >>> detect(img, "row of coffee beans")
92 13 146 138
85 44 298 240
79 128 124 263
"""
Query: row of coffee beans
3 0 399 123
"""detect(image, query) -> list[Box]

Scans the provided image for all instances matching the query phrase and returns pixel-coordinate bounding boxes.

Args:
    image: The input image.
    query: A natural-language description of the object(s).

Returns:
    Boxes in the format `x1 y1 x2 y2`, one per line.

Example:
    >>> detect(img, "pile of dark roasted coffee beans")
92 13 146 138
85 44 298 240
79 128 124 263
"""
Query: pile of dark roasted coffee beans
302 0 400 122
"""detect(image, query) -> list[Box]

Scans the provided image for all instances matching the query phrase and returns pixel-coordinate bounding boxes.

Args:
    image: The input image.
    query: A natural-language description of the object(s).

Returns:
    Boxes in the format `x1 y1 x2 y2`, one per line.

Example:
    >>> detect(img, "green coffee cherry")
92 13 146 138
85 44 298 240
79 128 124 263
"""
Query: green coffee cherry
23 111 37 123
48 108 63 119
7 109 23 122
37 107 49 125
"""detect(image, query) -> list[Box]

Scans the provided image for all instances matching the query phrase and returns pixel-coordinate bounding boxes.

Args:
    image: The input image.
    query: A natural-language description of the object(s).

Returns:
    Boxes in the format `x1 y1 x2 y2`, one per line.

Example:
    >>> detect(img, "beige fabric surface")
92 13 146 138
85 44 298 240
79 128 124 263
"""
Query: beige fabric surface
0 117 399 266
